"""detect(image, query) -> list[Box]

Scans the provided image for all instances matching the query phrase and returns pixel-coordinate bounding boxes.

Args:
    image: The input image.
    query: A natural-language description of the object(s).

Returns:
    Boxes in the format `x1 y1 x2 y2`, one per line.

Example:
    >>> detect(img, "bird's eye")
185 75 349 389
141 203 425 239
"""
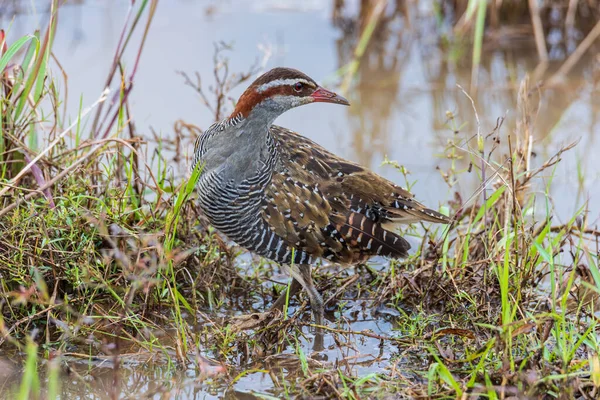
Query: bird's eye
294 82 304 92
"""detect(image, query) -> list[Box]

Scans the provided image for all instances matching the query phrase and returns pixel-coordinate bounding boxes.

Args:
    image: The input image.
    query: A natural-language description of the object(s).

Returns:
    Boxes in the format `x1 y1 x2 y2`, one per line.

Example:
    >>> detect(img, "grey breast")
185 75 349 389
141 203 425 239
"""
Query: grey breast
195 126 314 265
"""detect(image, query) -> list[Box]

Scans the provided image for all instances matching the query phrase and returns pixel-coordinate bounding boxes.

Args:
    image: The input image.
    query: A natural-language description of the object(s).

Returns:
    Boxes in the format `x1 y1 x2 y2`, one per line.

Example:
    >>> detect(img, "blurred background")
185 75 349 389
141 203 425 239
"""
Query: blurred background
2 0 599 225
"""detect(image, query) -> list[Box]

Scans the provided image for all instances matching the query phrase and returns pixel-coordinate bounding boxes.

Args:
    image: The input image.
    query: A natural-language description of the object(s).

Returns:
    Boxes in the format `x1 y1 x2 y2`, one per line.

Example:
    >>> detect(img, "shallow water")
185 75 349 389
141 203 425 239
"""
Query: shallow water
1 0 599 398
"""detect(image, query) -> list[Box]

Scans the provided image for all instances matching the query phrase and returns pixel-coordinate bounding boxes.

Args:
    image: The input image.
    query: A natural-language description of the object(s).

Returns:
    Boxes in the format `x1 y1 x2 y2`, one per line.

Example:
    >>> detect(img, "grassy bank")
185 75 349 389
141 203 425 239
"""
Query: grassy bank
1 1 599 399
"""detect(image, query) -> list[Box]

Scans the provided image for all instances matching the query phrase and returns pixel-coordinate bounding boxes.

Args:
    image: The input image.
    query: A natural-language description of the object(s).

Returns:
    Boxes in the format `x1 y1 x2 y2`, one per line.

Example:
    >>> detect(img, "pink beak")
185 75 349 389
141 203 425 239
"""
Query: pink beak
310 86 350 106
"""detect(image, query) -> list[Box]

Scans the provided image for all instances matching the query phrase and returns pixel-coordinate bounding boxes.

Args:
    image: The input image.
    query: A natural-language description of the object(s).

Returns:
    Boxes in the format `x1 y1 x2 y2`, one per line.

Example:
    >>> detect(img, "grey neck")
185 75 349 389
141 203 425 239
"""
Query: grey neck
236 99 285 135
199 101 284 184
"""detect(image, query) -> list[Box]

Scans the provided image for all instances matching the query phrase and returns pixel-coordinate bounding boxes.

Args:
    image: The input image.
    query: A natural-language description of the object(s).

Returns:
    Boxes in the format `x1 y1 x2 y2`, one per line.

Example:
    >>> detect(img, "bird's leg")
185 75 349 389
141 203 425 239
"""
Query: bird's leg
270 278 302 311
283 264 324 327
229 268 320 335
283 264 325 351
228 275 300 333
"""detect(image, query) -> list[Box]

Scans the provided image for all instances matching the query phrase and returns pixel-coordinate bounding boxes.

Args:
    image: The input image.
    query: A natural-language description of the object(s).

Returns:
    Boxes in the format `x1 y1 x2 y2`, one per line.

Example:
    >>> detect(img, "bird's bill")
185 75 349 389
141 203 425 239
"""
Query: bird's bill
310 87 350 106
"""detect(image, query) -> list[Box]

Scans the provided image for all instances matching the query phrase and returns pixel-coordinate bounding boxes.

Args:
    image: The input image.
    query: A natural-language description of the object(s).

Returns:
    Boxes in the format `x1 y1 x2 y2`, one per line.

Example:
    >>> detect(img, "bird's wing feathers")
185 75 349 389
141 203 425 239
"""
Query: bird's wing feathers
262 125 450 263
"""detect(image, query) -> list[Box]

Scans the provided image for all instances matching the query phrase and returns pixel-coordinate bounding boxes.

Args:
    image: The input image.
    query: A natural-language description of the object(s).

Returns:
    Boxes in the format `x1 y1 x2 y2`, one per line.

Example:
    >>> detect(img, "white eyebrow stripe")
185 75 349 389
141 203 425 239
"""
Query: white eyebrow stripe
256 78 312 93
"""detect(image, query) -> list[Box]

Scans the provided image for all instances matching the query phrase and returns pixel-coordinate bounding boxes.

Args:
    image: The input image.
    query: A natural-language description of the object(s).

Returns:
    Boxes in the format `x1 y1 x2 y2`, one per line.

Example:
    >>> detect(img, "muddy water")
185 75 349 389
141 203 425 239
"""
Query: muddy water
1 0 599 398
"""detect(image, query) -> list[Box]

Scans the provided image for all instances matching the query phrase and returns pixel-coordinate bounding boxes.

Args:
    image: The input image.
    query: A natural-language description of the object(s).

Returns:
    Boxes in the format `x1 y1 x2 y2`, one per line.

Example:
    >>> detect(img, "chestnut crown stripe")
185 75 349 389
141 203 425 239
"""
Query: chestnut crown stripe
256 78 315 93
232 85 290 118
249 67 316 88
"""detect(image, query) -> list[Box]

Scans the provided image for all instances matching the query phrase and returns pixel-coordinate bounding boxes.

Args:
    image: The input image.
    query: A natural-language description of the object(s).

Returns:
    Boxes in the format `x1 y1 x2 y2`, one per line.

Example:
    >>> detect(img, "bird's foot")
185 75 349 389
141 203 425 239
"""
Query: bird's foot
228 309 282 332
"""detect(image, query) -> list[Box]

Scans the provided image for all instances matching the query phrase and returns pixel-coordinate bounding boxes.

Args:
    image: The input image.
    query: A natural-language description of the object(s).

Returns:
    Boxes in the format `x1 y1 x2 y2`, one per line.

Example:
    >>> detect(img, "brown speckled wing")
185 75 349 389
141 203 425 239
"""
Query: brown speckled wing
261 173 331 257
263 125 450 264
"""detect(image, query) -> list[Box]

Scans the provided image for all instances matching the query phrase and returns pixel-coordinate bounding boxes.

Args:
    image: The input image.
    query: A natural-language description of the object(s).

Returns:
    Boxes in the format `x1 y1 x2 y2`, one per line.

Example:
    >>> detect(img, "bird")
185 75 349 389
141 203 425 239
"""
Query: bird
192 67 450 329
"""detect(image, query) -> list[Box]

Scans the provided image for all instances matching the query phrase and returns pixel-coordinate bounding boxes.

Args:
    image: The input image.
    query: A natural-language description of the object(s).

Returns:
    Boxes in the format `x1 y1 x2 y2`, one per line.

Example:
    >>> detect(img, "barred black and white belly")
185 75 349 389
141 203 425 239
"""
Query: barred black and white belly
196 168 314 266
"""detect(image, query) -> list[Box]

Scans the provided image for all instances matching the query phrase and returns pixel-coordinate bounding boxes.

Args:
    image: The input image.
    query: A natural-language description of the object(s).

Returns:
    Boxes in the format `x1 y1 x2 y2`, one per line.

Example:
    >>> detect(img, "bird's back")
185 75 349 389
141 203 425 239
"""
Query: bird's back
254 125 450 265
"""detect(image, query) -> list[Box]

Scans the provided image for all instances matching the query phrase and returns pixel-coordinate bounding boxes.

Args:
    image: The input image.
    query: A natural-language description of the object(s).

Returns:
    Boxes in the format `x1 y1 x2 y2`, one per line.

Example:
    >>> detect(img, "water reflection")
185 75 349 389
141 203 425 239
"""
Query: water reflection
0 303 400 398
333 0 410 167
331 0 599 219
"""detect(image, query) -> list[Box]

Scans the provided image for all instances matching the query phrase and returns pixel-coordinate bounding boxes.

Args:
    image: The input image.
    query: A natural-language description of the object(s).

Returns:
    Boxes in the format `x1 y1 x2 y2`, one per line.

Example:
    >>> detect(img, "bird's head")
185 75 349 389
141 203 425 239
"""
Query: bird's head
230 67 349 122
